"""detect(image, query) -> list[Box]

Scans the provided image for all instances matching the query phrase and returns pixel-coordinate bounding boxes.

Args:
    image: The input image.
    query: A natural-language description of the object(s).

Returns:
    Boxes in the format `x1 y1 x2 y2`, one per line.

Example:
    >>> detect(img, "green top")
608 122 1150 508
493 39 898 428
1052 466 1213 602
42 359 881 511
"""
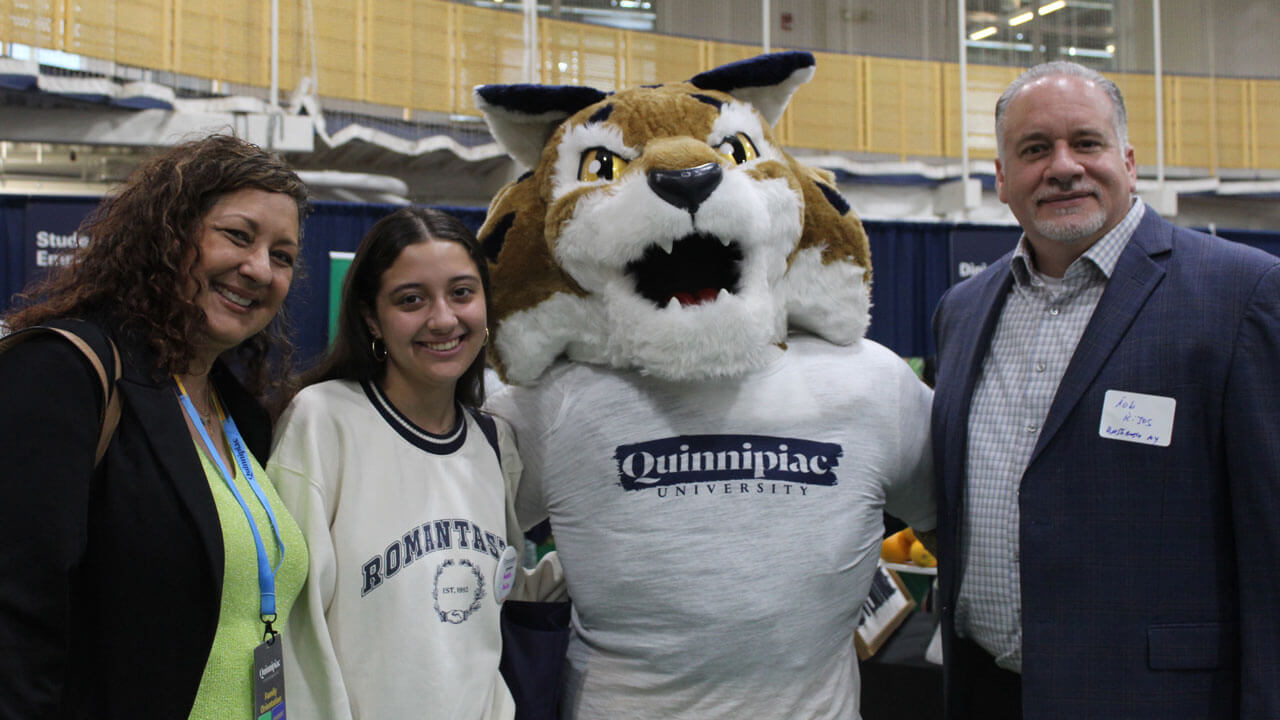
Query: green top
187 437 308 720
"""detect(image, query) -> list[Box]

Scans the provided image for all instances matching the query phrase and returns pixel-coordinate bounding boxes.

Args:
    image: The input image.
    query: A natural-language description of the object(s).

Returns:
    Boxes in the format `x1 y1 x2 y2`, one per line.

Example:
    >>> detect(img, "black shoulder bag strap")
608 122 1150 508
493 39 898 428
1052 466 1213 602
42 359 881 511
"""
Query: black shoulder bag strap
466 405 501 464
465 405 570 720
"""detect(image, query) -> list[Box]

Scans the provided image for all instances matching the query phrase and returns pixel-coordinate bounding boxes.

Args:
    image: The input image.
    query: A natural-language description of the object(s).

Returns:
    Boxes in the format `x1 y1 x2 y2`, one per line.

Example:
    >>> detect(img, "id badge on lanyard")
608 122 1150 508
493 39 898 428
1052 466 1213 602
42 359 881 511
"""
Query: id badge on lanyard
253 635 286 719
176 376 288 719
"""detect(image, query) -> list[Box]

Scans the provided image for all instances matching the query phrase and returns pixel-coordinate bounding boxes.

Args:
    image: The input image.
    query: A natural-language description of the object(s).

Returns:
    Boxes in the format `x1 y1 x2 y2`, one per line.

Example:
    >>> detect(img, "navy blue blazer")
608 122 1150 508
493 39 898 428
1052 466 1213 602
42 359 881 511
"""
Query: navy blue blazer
931 206 1280 719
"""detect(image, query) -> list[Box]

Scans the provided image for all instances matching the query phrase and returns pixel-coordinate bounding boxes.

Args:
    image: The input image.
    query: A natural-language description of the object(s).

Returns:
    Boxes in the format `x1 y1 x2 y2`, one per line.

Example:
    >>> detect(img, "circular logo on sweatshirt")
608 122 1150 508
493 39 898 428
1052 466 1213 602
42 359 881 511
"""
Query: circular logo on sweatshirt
432 558 486 623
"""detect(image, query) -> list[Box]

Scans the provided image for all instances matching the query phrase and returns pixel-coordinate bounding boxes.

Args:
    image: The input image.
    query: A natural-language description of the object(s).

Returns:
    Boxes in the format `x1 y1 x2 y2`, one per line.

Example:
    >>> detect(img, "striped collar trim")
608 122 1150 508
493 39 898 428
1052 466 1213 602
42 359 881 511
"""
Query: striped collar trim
361 379 467 455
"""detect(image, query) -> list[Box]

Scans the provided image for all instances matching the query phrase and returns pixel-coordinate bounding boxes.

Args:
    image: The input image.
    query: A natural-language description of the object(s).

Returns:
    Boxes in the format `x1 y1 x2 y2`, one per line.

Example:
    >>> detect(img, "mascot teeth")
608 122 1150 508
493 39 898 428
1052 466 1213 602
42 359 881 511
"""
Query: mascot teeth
625 234 742 308
475 50 873 383
476 53 936 720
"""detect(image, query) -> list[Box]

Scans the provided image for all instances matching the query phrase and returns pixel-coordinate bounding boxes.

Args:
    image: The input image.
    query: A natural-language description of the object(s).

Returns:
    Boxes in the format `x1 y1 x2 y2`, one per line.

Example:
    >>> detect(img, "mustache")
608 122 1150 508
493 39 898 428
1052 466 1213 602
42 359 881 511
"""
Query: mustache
1034 183 1099 205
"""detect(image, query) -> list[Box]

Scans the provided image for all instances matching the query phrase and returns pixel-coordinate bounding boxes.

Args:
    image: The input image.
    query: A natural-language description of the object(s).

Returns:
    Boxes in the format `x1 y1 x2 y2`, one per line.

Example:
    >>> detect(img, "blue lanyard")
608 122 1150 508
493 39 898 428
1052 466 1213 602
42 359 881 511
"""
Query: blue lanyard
175 376 285 631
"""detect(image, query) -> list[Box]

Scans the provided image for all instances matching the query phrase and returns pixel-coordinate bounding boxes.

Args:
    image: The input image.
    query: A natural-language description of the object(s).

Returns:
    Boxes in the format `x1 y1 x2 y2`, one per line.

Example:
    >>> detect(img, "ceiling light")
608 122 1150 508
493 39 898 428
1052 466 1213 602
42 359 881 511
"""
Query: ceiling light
1039 1 1066 15
1009 11 1034 26
1064 46 1114 58
967 39 1035 52
970 26 998 40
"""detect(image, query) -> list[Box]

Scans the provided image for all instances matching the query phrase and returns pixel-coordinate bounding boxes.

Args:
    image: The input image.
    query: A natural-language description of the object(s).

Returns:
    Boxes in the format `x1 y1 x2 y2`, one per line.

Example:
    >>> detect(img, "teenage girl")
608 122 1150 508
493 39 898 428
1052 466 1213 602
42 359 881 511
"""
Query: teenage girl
268 207 563 720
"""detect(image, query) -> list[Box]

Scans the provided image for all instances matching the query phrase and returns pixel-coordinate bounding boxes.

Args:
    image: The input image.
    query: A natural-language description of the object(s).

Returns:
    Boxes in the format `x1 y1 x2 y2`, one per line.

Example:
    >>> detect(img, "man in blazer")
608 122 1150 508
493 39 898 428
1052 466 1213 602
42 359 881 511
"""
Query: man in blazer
931 61 1280 719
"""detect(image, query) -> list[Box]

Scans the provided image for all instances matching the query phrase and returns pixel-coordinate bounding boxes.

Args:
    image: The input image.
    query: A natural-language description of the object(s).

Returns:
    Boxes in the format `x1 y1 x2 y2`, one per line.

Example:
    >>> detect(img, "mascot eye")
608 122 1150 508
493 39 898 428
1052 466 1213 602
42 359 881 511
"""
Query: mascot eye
578 148 629 182
716 133 759 165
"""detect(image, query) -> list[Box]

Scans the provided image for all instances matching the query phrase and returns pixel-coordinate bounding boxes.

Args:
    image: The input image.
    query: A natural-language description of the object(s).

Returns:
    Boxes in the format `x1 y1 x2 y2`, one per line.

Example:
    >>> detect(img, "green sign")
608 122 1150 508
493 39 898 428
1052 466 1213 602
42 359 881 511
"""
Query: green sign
328 251 355 344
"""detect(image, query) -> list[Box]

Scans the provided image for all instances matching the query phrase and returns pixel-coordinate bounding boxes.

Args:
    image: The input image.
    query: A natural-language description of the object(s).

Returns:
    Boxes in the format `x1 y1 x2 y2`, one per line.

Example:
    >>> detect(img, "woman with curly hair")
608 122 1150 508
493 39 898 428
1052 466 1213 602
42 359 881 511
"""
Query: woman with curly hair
0 133 311 719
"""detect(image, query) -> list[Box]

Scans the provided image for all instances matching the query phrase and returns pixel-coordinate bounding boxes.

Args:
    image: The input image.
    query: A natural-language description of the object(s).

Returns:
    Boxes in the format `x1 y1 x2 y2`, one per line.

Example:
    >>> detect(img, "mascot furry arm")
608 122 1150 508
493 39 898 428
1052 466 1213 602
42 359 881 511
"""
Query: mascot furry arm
476 51 872 384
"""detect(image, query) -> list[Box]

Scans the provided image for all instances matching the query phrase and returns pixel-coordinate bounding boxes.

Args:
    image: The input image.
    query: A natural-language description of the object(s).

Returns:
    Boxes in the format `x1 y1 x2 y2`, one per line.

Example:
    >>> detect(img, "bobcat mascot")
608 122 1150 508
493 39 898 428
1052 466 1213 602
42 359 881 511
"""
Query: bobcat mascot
479 52 934 719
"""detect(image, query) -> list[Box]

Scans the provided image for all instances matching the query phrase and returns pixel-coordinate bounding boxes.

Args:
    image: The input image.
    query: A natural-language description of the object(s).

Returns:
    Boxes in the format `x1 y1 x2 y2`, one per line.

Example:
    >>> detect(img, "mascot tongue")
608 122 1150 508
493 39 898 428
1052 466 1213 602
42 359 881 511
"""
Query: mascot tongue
475 51 874 384
673 289 718 307
625 233 743 309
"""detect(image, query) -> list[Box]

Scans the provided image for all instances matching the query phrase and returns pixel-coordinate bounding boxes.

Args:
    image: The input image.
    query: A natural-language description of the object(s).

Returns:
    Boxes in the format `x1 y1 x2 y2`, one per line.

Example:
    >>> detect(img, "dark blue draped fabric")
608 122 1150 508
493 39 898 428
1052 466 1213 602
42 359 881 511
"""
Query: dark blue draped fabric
2 195 1276 367
0 196 26 312
863 220 955 359
1211 227 1280 260
288 202 489 367
0 196 100 316
0 197 486 364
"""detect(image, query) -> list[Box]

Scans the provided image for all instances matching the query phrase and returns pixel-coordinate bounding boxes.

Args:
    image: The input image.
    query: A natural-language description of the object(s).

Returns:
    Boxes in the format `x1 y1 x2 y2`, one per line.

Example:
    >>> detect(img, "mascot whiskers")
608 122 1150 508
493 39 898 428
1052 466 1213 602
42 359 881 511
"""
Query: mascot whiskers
480 52 935 720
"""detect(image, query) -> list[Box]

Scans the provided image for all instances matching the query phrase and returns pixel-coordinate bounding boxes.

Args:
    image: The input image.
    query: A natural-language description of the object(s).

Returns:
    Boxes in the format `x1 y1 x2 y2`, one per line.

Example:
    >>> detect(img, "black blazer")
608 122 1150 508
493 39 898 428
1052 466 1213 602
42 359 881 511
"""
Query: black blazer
0 324 273 719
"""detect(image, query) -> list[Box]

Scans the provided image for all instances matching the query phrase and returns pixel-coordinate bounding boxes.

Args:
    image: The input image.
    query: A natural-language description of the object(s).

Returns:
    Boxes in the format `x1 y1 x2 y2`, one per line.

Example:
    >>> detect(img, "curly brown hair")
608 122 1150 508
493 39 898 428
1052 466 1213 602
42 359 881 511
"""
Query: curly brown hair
5 134 310 396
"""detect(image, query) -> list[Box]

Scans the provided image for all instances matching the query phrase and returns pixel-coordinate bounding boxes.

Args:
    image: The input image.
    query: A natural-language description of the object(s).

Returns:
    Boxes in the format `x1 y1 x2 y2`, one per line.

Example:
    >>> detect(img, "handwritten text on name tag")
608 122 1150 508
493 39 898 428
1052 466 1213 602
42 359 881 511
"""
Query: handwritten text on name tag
1098 390 1176 447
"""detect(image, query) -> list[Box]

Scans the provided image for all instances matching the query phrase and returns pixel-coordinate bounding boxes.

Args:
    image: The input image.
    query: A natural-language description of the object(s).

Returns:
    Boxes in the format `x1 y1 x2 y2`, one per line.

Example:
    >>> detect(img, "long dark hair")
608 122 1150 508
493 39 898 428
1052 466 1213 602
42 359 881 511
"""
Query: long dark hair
4 134 310 397
298 207 491 409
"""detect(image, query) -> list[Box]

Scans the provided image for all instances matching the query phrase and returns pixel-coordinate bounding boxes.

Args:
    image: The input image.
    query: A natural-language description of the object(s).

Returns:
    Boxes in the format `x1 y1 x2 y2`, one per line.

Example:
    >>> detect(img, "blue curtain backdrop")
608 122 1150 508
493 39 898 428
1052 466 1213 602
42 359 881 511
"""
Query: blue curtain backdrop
1217 227 1280 259
0 196 27 310
2 194 1276 368
285 202 486 369
863 220 960 360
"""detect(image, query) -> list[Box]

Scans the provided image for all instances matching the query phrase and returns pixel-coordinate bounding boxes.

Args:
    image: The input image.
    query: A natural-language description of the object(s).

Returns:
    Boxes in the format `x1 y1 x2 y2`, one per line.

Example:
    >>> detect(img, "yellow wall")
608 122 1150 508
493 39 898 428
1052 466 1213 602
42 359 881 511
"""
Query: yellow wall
4 0 1279 171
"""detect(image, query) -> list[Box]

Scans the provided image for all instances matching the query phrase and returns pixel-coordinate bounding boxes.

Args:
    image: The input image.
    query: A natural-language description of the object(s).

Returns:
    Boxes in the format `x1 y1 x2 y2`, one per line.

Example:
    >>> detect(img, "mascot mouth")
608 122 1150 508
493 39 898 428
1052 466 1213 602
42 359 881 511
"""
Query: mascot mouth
625 233 743 308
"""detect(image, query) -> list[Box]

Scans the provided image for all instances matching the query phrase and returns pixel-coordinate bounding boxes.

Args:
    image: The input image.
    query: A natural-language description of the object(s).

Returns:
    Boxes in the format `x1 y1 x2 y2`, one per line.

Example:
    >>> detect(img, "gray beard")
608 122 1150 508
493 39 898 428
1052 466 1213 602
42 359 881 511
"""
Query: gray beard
1032 207 1107 245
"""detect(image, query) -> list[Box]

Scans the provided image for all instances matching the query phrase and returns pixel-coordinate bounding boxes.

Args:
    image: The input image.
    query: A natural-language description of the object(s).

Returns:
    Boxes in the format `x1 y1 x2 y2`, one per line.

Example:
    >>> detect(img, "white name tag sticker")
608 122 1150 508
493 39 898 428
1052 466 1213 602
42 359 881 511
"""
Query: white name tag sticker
494 544 519 604
1098 390 1176 447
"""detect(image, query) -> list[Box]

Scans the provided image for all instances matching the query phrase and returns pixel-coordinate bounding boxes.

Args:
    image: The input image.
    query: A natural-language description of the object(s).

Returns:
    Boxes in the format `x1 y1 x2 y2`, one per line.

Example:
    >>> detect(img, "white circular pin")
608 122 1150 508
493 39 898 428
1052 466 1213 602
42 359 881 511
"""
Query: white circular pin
494 544 519 604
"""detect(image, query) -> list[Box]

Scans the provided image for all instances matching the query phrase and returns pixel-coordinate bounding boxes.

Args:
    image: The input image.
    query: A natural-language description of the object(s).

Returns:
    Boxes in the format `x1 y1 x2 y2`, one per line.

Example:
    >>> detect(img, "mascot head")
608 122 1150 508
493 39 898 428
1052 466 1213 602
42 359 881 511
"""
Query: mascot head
476 51 870 384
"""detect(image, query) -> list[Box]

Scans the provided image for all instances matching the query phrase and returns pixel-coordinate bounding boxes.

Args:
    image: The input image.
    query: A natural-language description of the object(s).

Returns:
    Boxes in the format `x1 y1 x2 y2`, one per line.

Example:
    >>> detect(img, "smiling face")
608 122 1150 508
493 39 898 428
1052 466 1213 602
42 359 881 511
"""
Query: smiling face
365 239 487 407
191 188 300 363
996 73 1137 274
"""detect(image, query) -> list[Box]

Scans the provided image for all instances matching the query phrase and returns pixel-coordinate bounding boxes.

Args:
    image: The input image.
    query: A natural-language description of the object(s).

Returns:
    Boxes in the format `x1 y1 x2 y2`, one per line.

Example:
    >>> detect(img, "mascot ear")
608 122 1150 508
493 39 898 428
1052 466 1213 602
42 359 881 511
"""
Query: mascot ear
474 84 609 169
688 50 815 127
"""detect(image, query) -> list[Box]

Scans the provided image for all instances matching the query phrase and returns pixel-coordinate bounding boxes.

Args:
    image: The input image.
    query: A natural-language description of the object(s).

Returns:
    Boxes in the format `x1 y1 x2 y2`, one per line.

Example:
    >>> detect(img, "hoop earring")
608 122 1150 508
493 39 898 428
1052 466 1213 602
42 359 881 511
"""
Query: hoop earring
371 337 387 361
483 328 490 346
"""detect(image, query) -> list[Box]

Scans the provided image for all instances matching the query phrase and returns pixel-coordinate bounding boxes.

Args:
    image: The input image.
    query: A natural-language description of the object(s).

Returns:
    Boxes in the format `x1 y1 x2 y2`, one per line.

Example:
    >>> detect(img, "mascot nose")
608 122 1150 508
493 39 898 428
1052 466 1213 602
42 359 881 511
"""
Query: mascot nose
647 162 722 214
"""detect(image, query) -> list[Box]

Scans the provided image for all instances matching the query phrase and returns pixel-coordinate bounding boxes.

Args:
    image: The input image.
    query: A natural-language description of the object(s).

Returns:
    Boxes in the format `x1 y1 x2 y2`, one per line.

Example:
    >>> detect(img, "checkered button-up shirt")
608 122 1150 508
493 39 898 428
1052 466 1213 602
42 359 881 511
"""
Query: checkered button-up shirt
956 200 1146 672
